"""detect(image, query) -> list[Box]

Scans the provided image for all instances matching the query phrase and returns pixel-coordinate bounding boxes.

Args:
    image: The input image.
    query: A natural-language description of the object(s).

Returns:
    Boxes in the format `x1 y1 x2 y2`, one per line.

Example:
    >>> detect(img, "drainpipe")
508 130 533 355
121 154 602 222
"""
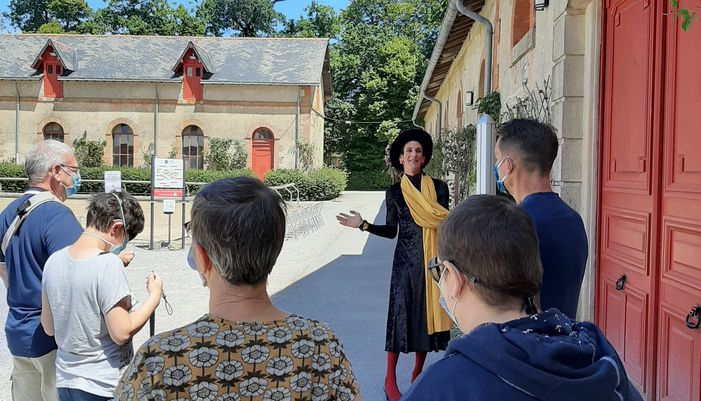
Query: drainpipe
453 0 493 96
295 86 300 170
153 83 159 158
14 81 20 163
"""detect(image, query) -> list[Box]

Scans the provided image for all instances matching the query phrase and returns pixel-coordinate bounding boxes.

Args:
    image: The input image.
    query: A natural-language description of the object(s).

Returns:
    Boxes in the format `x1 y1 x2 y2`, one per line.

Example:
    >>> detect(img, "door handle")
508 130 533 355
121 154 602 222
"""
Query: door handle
686 305 701 330
615 274 626 291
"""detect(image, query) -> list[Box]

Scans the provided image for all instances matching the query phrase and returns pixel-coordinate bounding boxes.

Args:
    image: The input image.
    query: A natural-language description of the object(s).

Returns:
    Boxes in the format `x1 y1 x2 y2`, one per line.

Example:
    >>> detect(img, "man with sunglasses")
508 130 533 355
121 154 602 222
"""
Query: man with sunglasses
403 195 642 401
493 119 588 319
41 191 160 401
0 140 84 401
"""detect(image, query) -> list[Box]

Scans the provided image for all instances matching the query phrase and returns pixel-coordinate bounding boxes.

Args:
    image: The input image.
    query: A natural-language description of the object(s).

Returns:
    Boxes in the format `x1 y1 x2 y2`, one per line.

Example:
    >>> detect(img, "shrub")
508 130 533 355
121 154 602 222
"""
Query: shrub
264 168 346 201
73 133 106 168
346 169 393 191
0 163 254 195
205 138 247 170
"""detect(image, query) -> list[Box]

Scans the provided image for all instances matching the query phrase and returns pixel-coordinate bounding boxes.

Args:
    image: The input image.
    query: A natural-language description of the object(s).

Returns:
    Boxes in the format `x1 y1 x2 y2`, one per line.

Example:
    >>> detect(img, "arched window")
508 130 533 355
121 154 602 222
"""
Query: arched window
43 122 64 142
182 125 204 169
112 124 134 167
253 127 274 140
512 0 533 47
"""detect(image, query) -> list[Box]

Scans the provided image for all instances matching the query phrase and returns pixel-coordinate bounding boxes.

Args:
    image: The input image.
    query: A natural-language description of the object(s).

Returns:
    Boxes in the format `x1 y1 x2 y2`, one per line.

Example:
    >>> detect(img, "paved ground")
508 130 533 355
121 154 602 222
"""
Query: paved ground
0 191 442 401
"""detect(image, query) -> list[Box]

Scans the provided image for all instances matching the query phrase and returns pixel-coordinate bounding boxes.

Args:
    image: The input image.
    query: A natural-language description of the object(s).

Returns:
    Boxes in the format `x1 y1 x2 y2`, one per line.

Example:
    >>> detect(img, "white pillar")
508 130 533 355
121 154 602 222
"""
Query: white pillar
475 113 496 195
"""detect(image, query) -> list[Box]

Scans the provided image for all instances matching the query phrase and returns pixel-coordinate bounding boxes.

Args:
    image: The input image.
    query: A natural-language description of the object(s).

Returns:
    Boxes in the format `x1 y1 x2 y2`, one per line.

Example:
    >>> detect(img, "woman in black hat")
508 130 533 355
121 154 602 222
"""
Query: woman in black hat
337 129 451 400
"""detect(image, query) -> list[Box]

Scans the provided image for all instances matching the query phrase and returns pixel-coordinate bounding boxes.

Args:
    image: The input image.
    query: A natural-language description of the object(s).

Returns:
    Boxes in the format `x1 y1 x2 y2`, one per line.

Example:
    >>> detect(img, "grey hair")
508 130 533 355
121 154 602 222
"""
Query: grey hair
24 140 73 184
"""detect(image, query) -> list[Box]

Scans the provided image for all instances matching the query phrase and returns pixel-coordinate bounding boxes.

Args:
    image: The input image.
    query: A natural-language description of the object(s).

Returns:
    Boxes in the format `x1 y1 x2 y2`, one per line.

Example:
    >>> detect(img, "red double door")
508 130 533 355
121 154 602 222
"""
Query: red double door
598 0 701 400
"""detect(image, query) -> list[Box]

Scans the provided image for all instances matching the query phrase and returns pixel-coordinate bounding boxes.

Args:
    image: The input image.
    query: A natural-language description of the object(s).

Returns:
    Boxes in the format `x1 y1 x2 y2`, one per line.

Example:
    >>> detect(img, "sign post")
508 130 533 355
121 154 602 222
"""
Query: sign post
104 171 122 193
151 158 184 249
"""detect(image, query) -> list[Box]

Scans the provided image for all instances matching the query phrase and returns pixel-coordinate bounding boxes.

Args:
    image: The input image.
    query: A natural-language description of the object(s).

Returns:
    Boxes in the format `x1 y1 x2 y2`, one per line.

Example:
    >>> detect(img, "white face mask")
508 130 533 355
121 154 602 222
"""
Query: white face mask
438 268 460 326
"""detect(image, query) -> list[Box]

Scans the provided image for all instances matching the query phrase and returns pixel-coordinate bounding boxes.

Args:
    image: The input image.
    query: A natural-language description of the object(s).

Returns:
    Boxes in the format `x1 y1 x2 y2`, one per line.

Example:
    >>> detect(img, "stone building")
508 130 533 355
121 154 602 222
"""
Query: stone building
0 34 331 178
416 1 700 399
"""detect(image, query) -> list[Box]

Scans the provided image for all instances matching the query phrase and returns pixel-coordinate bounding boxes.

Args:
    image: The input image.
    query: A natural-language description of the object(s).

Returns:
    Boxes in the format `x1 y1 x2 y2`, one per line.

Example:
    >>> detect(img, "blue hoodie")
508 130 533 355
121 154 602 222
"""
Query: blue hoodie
402 309 642 401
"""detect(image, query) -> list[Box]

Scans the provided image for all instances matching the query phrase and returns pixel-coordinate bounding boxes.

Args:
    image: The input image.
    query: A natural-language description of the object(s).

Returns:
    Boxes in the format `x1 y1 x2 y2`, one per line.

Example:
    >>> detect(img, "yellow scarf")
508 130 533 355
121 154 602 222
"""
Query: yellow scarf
400 174 452 334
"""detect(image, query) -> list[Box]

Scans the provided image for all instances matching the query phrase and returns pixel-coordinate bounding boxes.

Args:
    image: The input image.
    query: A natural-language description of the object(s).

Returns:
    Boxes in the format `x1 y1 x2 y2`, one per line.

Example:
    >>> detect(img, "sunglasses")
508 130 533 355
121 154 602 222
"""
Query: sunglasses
427 257 480 286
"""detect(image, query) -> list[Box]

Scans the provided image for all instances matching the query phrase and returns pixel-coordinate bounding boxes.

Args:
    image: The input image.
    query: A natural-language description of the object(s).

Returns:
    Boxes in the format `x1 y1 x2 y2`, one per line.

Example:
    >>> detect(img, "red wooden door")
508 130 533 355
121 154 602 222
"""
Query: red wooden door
657 1 701 399
252 140 273 180
597 0 660 397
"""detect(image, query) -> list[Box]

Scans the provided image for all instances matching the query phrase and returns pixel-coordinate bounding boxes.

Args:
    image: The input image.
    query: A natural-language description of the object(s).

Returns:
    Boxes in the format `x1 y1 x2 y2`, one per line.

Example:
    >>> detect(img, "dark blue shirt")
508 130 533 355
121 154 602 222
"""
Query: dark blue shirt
521 192 588 318
0 189 82 357
402 309 643 401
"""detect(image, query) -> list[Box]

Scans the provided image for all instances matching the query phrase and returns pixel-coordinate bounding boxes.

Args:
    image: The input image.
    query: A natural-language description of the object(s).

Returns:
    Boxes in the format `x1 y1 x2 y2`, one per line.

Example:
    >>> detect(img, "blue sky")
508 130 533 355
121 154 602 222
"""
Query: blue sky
0 0 349 30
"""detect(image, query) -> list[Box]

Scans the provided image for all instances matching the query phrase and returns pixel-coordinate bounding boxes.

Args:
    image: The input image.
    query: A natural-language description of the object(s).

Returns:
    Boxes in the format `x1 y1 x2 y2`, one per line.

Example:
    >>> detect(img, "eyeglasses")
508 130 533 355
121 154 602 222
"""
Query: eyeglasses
60 164 80 174
427 257 480 286
183 221 191 237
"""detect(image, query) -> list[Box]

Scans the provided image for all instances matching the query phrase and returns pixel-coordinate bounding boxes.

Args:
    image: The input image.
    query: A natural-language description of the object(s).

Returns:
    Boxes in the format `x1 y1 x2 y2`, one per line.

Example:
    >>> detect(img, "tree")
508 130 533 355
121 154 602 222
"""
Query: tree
99 0 178 35
282 1 339 39
323 0 447 172
172 5 205 36
197 0 285 37
5 0 92 32
5 0 50 32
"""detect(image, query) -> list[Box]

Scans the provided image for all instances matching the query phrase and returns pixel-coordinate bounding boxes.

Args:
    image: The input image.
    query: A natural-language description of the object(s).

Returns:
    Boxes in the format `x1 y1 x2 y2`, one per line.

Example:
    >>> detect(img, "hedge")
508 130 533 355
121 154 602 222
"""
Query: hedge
0 163 253 195
264 168 347 201
346 169 394 191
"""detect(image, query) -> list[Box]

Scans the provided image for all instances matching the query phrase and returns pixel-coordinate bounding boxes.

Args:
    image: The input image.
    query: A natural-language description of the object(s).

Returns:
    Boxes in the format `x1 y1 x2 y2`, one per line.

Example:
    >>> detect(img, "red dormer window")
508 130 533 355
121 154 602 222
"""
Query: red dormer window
41 47 63 98
181 49 203 102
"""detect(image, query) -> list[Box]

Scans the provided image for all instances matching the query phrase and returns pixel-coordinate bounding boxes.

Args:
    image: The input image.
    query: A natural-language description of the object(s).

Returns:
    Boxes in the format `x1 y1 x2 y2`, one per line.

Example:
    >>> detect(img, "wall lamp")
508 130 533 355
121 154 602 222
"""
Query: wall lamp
465 90 475 107
534 0 549 11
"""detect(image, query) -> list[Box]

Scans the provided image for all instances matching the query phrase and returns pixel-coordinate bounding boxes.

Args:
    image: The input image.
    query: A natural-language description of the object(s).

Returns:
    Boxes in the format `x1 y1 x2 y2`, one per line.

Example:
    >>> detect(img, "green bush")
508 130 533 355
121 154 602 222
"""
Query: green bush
346 169 393 191
264 168 347 201
0 163 254 195
205 138 247 170
72 133 106 168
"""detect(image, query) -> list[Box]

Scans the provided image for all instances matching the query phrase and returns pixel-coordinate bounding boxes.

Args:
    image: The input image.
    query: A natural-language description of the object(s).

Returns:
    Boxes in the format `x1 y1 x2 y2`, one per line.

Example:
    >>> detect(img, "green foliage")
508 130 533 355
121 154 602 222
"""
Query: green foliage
345 169 393 191
281 1 339 38
5 0 93 32
37 19 64 33
671 0 700 31
475 91 502 124
264 168 347 201
0 163 254 195
99 0 179 35
72 132 106 168
298 142 315 172
196 0 282 37
205 138 247 171
427 126 477 205
501 79 552 124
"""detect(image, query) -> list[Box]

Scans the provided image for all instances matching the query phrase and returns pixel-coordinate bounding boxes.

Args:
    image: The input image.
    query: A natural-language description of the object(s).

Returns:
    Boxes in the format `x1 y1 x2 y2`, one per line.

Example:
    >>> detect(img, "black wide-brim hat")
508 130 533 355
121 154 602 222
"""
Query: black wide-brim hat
389 129 433 171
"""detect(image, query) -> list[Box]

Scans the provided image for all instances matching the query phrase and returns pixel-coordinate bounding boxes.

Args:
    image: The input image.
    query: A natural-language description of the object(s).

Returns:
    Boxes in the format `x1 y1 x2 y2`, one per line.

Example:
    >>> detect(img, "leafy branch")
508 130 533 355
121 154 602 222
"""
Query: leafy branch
671 0 700 31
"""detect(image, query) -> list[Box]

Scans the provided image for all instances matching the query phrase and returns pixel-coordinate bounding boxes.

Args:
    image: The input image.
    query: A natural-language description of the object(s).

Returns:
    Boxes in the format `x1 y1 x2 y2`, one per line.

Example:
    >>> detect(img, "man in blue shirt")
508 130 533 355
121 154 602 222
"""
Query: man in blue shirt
0 140 83 401
493 119 588 318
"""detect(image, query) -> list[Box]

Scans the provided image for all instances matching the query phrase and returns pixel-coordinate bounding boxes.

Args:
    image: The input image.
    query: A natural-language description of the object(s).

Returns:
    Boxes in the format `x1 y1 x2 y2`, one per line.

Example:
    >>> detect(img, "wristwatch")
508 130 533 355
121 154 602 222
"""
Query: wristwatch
359 220 369 232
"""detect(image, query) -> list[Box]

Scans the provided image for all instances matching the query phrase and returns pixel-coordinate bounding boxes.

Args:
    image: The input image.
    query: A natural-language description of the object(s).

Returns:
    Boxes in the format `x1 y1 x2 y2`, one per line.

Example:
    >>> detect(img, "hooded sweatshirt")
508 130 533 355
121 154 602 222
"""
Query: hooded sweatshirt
402 309 643 401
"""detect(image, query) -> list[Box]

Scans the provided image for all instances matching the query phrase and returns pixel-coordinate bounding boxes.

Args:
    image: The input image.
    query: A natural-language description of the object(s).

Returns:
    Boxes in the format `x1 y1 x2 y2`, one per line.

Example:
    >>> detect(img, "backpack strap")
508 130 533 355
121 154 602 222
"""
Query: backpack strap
1 192 60 255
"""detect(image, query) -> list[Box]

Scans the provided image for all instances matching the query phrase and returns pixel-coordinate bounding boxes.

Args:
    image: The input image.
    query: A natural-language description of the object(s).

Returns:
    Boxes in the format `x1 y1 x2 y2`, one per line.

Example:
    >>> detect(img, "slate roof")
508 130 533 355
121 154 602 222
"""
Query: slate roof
0 35 331 92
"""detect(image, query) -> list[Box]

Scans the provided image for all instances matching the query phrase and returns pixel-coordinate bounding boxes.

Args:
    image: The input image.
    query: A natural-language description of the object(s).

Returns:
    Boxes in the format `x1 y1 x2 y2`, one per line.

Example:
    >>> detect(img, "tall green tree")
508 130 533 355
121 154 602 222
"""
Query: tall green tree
99 0 178 35
5 0 92 32
197 0 285 37
282 1 339 39
324 0 447 171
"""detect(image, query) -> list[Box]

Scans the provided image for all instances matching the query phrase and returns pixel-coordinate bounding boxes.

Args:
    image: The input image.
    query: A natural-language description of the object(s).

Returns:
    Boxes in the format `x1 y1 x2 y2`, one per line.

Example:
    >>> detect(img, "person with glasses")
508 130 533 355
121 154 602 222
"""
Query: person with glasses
336 129 451 400
402 195 642 401
116 177 361 401
0 140 83 401
493 119 588 318
40 191 161 401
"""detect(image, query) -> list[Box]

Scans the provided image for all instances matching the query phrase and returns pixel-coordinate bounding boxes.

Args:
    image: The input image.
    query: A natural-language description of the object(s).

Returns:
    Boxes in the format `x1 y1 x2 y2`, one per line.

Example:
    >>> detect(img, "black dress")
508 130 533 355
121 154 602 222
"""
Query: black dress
367 173 451 353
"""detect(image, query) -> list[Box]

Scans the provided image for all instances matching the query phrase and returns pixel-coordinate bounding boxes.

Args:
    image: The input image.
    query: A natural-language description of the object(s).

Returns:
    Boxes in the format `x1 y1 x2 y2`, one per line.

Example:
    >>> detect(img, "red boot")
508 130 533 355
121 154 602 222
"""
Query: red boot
411 351 427 383
384 352 402 400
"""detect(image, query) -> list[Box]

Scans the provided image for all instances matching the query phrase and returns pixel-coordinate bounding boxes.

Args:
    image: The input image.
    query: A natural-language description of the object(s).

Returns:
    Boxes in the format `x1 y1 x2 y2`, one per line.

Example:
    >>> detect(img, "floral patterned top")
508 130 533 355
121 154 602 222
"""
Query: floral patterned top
115 314 360 401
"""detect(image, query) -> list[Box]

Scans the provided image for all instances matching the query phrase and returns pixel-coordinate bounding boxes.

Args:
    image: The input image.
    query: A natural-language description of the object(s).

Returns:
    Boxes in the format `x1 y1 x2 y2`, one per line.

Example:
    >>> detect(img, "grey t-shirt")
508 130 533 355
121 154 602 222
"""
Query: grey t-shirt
43 247 134 397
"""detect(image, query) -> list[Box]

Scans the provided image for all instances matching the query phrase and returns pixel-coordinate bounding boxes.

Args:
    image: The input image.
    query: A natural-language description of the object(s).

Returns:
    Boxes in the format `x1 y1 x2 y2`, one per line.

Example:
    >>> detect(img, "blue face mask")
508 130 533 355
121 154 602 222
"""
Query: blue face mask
62 170 81 198
187 247 197 270
492 158 510 194
437 268 459 326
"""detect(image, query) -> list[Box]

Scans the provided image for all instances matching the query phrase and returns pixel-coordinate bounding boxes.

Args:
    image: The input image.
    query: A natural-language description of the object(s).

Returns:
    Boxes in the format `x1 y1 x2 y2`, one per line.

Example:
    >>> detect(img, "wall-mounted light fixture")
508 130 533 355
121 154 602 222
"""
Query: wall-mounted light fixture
534 0 549 11
465 90 475 107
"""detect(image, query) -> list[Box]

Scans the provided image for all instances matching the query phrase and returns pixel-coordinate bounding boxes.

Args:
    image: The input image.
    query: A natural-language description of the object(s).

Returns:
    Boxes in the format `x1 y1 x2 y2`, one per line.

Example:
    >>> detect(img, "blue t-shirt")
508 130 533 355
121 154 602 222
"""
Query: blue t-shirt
520 192 588 318
0 189 82 357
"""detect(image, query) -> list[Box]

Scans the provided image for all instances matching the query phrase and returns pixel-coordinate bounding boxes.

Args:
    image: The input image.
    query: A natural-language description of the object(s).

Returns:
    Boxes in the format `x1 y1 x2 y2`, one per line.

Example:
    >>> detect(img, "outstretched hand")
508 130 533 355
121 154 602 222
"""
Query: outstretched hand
336 210 363 228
